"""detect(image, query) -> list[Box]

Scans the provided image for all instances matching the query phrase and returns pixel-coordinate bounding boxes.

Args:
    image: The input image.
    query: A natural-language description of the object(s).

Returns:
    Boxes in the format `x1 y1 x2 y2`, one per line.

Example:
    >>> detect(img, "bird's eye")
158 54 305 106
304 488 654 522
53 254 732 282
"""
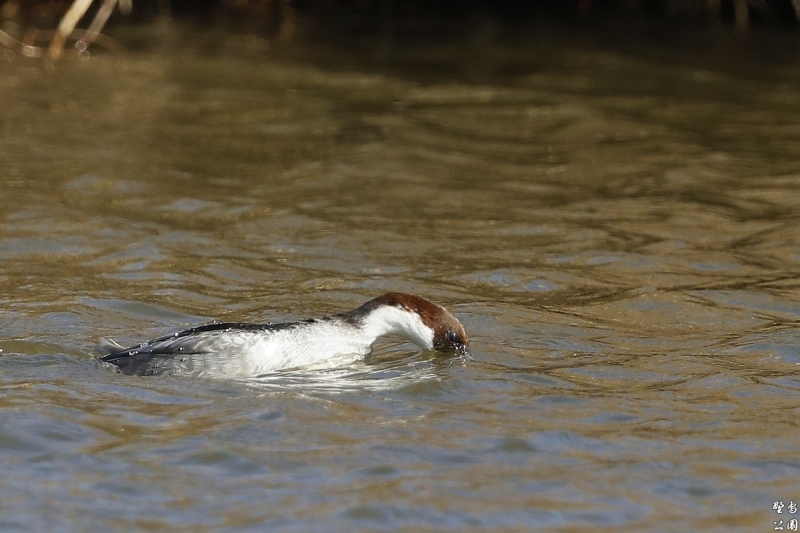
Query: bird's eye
447 331 461 344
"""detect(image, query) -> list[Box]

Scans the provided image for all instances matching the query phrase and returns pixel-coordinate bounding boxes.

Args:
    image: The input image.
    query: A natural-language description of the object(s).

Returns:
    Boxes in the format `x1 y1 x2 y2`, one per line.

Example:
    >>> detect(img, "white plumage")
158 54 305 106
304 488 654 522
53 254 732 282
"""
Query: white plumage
99 293 468 379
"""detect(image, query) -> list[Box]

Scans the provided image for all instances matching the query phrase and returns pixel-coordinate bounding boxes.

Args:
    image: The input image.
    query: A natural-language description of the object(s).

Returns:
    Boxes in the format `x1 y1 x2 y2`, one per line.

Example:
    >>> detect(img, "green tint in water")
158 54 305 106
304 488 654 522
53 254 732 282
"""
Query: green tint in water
0 27 799 532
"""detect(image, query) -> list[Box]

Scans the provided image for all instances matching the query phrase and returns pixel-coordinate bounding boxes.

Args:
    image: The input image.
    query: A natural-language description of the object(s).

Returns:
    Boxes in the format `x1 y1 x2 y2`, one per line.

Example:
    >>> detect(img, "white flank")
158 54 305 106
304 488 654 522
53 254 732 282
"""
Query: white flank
151 307 436 378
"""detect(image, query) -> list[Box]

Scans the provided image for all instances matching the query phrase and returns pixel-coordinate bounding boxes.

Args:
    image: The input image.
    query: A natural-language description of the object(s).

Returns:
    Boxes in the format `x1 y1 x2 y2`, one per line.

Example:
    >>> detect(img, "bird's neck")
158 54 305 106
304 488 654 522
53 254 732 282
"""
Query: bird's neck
353 305 435 350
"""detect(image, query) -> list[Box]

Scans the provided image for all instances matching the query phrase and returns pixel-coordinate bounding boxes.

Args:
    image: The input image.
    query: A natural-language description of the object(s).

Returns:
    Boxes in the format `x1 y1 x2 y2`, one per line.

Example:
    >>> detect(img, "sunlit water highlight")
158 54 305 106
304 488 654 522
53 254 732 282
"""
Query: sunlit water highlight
1 27 799 531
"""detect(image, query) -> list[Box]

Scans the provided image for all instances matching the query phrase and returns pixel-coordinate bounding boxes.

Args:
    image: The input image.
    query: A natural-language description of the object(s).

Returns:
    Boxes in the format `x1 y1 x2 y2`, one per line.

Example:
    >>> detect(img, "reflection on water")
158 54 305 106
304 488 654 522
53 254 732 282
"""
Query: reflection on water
1 25 799 531
244 349 466 393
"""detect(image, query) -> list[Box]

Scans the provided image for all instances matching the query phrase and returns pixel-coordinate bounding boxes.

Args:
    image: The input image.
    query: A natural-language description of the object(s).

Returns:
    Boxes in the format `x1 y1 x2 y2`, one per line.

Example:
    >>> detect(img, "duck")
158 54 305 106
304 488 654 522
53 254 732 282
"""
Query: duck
98 292 469 378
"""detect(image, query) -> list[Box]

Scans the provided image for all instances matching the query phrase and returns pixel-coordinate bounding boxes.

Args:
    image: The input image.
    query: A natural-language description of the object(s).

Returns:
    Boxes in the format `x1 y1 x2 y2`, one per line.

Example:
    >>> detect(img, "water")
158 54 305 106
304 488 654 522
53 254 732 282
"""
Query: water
1 26 800 531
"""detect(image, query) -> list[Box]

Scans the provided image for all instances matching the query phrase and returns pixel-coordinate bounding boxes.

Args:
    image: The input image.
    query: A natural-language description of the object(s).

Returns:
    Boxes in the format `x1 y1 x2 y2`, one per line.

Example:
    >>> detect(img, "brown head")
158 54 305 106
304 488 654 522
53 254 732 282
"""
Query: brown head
365 292 469 354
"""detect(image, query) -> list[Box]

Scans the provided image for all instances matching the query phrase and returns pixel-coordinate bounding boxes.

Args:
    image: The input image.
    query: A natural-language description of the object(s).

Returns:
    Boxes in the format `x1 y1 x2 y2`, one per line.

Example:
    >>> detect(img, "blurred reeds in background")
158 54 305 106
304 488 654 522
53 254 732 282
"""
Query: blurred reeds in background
2 0 800 62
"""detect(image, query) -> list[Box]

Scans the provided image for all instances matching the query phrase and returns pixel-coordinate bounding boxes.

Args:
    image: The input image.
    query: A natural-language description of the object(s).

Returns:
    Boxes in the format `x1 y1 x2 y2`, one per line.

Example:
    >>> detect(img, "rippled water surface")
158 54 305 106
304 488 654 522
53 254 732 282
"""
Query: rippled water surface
2 27 800 531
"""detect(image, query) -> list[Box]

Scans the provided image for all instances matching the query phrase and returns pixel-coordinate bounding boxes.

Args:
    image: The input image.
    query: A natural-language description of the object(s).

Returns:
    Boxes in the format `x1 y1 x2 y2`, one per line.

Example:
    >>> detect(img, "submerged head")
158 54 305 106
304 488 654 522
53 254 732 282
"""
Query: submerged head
368 292 469 354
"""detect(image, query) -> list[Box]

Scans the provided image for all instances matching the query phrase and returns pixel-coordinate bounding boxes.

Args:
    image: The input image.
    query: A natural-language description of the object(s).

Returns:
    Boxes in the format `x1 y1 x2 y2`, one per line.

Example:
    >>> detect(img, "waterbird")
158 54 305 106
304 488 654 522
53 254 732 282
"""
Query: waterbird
98 293 469 378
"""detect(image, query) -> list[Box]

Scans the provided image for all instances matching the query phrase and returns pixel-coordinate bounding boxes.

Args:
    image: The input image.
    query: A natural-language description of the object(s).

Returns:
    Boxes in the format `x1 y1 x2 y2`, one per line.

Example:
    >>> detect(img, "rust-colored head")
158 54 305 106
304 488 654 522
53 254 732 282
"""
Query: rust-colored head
370 292 469 354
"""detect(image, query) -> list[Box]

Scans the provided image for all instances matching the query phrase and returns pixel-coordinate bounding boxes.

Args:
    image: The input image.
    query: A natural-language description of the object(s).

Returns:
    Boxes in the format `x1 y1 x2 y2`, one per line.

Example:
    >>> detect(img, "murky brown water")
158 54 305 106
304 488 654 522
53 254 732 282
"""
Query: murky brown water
1 26 800 531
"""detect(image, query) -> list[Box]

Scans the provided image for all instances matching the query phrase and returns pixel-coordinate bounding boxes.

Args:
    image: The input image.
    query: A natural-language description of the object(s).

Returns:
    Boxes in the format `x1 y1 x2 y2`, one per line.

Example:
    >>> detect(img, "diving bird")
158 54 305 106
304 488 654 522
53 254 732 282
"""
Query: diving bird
98 293 469 378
